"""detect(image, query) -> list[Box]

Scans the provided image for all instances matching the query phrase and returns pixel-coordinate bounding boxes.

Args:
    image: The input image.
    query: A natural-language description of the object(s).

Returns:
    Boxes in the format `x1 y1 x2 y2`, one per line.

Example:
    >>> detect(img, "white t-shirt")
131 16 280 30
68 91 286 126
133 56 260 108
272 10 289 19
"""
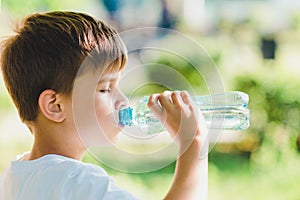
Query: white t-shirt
0 153 138 200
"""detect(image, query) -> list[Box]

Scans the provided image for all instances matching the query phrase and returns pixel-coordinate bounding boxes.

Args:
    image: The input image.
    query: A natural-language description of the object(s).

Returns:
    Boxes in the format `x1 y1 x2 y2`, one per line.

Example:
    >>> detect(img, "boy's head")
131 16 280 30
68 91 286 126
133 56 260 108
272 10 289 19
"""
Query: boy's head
0 11 127 123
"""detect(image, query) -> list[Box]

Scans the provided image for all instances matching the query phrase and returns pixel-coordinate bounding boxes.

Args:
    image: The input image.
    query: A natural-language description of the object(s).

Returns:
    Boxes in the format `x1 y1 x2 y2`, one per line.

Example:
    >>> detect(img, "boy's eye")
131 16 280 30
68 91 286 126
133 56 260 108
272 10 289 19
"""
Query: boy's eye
99 89 111 93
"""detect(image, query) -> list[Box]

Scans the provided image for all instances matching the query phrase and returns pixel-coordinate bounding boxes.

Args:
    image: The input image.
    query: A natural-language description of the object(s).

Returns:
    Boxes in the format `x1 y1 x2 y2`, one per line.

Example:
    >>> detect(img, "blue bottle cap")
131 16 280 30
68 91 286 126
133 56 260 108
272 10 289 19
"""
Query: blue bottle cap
118 107 133 126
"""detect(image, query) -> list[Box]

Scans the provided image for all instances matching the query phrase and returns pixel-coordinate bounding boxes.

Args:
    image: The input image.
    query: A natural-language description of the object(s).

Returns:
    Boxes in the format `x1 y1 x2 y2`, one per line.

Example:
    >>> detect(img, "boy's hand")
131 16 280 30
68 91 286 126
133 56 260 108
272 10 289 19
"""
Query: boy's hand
149 91 208 200
148 90 206 152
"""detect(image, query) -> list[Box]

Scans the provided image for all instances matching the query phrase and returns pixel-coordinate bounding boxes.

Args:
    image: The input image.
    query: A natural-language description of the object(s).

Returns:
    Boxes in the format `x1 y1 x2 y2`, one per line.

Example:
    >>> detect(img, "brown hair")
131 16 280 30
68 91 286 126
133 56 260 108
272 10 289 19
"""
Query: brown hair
0 11 127 122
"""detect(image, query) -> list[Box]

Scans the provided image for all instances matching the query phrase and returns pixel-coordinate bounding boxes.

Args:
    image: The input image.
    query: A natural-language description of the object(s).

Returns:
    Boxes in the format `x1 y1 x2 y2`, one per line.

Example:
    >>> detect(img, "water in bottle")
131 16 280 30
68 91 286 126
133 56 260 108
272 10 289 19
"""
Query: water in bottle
119 91 250 136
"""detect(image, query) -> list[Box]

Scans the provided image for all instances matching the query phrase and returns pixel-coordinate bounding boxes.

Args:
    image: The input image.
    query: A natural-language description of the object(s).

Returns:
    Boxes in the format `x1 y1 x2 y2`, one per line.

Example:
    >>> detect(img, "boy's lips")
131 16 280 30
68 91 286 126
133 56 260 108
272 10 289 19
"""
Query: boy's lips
118 122 124 128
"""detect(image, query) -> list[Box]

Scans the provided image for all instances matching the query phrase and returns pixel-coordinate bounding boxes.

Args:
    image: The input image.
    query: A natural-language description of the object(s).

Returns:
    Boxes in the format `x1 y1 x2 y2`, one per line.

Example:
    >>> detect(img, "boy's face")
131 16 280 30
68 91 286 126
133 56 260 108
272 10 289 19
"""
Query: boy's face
72 68 128 146
95 71 127 142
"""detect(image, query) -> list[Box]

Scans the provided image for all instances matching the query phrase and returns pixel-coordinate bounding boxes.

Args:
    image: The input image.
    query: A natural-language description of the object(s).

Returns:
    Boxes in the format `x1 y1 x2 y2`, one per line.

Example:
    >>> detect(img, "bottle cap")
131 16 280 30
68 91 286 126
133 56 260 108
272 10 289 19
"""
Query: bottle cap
118 107 133 126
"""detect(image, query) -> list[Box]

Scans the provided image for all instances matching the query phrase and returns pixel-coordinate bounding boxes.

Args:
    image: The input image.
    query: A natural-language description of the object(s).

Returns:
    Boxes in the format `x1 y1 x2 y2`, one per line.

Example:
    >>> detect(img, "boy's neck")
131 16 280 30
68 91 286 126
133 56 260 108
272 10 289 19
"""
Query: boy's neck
27 138 86 161
25 117 86 161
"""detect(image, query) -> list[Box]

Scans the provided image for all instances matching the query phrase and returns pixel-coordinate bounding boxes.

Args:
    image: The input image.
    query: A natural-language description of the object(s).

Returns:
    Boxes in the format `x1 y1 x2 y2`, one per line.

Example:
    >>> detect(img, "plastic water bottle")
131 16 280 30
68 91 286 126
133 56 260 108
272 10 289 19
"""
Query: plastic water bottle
119 91 250 135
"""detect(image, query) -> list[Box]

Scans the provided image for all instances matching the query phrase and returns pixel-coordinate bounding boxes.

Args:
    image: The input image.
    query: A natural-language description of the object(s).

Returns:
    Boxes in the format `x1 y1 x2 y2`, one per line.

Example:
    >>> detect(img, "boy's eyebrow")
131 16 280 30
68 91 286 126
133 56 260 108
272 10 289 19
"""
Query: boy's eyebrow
97 75 120 84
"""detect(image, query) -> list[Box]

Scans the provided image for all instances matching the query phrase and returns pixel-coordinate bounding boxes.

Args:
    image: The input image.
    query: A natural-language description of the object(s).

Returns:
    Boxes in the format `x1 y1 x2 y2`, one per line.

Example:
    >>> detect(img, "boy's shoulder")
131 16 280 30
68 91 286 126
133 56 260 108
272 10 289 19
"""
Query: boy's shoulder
43 154 108 177
0 154 137 200
8 153 110 188
10 153 107 176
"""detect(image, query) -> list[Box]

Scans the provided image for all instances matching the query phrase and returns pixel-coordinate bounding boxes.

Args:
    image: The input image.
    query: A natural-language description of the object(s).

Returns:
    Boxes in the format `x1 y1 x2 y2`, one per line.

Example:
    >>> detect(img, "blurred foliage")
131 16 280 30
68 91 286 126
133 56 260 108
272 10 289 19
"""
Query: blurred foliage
0 93 13 112
232 66 300 171
148 51 208 94
2 0 87 18
134 12 300 198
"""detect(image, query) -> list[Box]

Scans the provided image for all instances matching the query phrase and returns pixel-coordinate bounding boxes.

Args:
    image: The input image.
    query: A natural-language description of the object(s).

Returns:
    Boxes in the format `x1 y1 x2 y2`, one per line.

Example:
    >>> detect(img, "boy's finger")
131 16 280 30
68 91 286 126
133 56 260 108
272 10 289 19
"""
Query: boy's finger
148 94 160 107
181 91 198 113
148 94 164 118
158 91 173 110
181 91 192 105
171 90 181 107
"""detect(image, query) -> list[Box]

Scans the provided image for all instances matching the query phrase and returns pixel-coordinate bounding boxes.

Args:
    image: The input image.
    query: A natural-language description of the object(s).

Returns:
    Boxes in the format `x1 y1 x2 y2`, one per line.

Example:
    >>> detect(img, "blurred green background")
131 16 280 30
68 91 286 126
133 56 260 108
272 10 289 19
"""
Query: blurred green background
1 0 300 199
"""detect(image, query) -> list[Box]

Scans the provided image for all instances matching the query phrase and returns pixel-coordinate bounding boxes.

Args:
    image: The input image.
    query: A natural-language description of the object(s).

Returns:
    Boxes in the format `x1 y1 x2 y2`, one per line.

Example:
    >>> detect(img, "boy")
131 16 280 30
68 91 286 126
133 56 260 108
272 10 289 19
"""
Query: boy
0 11 207 199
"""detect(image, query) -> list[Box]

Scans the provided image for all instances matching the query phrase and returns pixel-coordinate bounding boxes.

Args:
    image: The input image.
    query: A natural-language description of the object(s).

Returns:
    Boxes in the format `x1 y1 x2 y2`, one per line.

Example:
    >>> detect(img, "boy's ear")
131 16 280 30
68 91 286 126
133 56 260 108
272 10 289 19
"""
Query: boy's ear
38 89 66 122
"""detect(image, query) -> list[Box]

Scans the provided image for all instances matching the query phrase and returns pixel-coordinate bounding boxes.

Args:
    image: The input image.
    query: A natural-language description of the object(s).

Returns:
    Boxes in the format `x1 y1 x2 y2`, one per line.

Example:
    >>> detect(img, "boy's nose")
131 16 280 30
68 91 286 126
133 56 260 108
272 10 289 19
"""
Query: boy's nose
114 88 129 110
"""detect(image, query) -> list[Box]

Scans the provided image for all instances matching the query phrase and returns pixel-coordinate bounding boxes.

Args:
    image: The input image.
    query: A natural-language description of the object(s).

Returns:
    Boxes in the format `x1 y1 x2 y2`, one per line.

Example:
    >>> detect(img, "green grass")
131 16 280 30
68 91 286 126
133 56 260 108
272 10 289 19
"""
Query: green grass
1 138 300 200
81 149 300 200
208 150 300 200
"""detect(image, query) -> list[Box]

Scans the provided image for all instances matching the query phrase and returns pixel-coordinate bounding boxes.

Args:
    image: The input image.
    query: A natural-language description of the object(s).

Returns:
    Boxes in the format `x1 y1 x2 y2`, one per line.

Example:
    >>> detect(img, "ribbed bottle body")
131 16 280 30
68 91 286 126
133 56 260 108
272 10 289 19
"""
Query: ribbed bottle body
119 91 250 135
